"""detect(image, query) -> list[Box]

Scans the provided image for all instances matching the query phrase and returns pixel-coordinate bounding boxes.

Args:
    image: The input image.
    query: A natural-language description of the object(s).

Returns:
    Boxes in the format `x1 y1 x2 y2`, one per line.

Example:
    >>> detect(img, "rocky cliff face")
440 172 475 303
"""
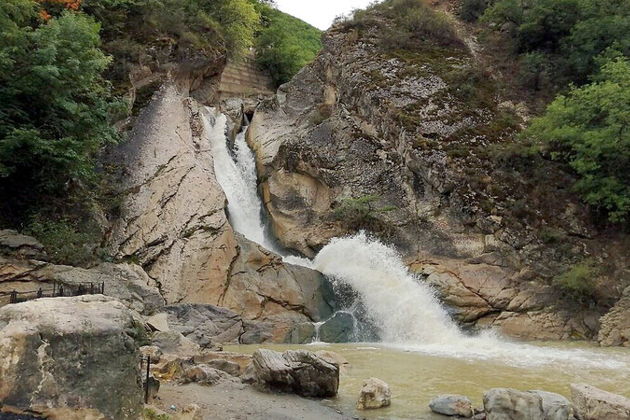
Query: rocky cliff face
106 77 335 343
247 14 629 340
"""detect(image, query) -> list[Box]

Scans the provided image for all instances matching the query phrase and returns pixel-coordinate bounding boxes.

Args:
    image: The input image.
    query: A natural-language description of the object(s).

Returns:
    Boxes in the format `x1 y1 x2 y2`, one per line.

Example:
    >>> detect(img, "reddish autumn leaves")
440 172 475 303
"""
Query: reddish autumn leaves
38 0 82 20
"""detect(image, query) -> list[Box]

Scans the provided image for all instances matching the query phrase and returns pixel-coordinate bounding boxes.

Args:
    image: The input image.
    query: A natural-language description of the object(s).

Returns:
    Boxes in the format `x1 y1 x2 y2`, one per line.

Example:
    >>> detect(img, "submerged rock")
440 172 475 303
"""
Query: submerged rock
571 383 630 420
429 394 473 417
483 388 544 420
356 378 391 410
251 349 339 397
0 295 143 419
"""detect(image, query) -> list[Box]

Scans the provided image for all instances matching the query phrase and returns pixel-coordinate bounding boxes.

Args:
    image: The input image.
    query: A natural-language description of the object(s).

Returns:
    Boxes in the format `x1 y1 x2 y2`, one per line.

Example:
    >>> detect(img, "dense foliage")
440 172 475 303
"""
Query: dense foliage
0 3 120 222
254 3 321 86
481 0 630 87
526 57 630 223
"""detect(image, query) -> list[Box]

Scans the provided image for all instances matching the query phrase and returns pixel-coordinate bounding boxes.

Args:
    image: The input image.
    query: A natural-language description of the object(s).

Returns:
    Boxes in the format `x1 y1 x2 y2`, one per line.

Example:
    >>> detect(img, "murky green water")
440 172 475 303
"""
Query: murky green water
226 342 630 420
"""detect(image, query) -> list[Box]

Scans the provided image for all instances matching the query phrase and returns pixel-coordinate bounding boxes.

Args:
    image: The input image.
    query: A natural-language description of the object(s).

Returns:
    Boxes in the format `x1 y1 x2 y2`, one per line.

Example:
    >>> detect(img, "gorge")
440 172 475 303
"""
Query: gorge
0 0 629 419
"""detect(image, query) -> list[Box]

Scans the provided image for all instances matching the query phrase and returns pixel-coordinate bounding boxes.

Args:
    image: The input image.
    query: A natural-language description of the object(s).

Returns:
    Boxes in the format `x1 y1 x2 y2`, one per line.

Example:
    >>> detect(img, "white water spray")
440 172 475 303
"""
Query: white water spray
203 108 630 370
203 108 279 252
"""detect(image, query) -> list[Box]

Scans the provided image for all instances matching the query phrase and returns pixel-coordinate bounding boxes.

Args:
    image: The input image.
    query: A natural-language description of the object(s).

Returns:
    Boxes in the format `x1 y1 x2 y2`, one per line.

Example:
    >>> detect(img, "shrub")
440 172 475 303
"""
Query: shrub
25 218 99 266
553 259 599 302
255 4 321 86
459 0 490 22
333 195 396 229
526 57 630 223
348 0 463 50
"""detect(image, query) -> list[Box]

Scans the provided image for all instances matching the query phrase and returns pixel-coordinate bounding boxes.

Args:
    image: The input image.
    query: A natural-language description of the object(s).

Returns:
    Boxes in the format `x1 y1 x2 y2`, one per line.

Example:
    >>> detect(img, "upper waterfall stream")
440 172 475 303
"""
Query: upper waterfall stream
203 107 630 372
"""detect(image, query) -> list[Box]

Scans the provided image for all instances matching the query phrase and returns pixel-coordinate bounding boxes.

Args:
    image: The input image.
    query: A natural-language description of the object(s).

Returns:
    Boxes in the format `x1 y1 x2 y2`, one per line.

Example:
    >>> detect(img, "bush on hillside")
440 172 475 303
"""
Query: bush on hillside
526 57 630 223
553 259 599 303
254 4 322 86
347 0 464 50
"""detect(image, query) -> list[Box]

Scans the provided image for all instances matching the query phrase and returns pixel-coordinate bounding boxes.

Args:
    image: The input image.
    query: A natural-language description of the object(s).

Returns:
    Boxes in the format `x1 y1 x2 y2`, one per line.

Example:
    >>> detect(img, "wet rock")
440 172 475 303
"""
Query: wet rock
251 349 339 397
570 383 630 420
356 378 391 410
287 322 316 344
530 390 572 420
483 388 544 420
429 394 474 417
598 286 630 347
319 312 355 342
0 295 143 419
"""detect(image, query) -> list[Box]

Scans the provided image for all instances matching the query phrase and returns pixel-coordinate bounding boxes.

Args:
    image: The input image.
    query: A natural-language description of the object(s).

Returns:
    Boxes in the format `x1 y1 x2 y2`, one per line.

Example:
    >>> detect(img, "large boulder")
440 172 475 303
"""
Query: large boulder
571 383 630 420
356 378 391 410
429 394 473 418
0 295 143 419
251 349 339 397
483 388 544 420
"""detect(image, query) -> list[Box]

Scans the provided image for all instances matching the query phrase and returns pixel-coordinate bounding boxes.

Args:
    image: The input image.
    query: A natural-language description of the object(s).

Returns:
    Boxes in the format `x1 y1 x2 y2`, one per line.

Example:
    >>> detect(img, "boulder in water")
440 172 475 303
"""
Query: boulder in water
530 390 573 420
429 394 473 417
483 388 544 420
251 349 339 397
319 312 355 342
0 295 143 419
571 383 630 420
356 378 391 410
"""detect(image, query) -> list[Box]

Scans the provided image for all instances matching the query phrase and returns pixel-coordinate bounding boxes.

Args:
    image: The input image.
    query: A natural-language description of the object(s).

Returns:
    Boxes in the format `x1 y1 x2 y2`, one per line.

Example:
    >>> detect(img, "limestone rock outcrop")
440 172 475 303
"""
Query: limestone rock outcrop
0 295 143 419
250 349 339 397
571 383 630 420
598 286 630 347
108 82 336 343
247 8 628 340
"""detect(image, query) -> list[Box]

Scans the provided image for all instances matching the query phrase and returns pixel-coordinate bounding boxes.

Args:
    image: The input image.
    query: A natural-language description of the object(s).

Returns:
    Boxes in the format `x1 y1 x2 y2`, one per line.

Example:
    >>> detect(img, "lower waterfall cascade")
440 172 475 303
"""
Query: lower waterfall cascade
203 107 630 370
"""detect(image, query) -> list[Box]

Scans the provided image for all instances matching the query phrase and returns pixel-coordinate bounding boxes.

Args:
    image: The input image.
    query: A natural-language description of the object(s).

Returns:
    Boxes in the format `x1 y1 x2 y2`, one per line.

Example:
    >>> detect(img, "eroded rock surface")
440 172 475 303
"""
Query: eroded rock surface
483 388 544 420
108 82 337 343
0 295 143 419
247 9 628 340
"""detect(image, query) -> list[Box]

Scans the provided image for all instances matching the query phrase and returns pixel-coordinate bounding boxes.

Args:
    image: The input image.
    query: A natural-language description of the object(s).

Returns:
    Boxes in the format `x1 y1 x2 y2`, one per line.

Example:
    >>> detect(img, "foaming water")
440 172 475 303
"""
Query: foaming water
307 232 630 370
203 108 279 252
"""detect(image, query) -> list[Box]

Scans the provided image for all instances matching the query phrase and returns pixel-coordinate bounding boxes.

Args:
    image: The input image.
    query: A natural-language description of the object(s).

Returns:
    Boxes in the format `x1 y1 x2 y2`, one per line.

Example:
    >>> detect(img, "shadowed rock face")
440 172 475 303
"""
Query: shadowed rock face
0 295 143 419
247 13 629 341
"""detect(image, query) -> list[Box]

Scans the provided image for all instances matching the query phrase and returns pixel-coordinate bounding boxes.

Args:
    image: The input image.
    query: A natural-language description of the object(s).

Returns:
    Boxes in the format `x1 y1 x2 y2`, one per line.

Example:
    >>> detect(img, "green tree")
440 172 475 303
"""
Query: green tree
0 8 120 221
254 4 321 86
526 57 630 222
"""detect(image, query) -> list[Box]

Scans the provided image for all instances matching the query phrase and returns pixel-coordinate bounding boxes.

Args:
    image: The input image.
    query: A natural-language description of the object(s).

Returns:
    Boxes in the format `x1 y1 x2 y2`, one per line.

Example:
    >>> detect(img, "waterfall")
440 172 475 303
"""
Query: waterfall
203 108 280 253
202 108 629 369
